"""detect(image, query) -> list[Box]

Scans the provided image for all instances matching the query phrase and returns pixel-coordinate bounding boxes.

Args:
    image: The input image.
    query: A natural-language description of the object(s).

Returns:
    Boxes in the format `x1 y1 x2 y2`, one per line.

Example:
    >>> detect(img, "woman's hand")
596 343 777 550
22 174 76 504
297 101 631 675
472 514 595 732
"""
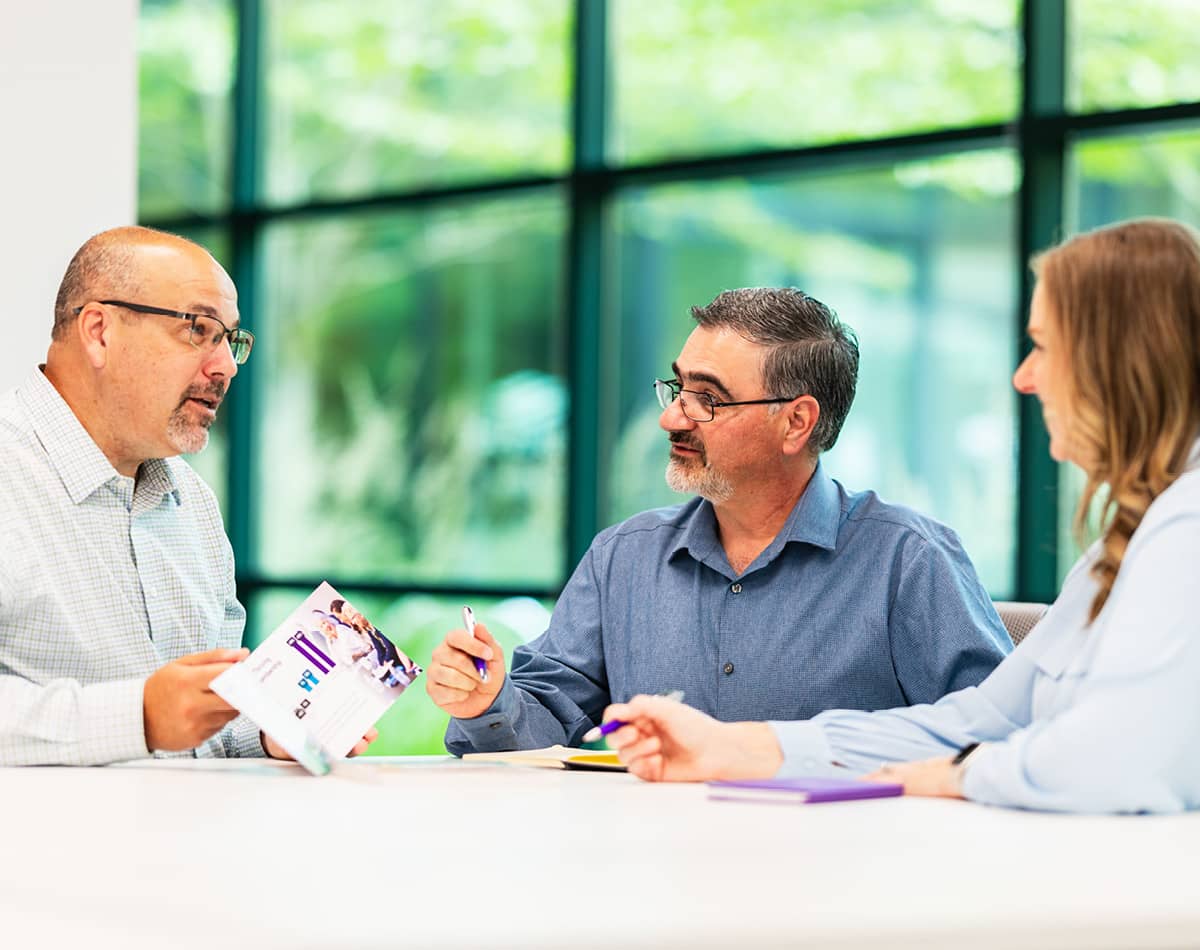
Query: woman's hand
601 695 783 782
863 755 966 799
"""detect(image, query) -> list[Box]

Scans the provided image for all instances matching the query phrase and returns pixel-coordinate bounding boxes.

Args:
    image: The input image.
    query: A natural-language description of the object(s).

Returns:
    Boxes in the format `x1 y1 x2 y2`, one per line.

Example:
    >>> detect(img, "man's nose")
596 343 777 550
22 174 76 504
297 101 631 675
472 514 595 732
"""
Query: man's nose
659 399 696 432
203 337 239 380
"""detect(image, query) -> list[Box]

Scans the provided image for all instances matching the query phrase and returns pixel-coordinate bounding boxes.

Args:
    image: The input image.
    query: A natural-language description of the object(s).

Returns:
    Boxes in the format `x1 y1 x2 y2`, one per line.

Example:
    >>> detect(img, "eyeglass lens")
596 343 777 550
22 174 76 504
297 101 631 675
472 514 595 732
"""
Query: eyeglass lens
189 314 253 364
654 379 713 422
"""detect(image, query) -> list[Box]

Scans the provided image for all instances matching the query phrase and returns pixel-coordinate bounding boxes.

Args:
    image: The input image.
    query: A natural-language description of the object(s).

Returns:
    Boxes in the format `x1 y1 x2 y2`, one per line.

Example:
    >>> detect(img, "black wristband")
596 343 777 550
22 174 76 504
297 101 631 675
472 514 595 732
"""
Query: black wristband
951 742 980 766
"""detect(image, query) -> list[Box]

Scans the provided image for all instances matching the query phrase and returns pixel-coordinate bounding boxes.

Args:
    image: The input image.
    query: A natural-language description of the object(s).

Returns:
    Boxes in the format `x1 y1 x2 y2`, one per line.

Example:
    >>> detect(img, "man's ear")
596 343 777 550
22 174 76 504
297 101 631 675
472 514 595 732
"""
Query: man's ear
781 395 820 457
74 303 111 369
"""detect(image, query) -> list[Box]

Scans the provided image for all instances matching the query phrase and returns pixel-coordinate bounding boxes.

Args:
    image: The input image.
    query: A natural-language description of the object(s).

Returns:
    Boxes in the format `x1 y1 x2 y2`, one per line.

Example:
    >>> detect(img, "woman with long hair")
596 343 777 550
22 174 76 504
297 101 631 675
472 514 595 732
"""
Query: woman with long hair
601 217 1200 813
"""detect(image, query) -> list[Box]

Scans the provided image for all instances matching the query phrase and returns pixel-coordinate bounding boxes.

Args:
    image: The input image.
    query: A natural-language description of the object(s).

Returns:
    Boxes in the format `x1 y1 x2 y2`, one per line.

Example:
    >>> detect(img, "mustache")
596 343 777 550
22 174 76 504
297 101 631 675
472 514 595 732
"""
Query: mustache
669 433 703 453
178 381 227 407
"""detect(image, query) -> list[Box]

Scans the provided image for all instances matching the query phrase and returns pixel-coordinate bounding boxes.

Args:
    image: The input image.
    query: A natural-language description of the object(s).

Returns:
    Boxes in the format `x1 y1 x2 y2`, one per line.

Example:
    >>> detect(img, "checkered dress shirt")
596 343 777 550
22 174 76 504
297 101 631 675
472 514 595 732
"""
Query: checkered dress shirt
0 368 263 765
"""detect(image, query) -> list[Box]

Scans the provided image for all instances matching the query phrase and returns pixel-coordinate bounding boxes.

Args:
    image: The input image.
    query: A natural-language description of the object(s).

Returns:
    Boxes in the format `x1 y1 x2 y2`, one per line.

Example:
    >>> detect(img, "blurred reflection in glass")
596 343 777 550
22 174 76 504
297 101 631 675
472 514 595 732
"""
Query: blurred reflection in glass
611 0 1017 164
138 0 233 218
263 0 570 204
1070 128 1200 231
1070 0 1200 113
609 150 1018 596
249 589 552 754
256 193 567 587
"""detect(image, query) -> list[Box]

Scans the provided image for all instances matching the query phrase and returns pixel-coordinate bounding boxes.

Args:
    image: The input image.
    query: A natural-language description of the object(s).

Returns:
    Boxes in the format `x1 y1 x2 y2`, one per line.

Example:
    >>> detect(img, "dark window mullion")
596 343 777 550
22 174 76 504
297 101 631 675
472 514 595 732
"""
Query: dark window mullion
565 0 609 573
230 0 264 623
1016 0 1065 601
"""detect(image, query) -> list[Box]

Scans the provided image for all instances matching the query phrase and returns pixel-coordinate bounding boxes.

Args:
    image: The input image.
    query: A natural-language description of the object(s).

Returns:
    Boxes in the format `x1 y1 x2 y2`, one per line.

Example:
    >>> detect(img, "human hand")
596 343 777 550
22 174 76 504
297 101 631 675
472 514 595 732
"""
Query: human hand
142 647 249 752
262 727 380 760
862 756 965 799
424 621 505 719
601 694 784 783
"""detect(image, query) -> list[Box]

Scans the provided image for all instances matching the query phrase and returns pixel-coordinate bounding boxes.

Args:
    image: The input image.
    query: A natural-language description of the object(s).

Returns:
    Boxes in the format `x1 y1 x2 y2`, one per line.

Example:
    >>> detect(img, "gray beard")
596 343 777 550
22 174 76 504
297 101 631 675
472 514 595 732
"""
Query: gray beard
665 456 734 504
166 405 212 456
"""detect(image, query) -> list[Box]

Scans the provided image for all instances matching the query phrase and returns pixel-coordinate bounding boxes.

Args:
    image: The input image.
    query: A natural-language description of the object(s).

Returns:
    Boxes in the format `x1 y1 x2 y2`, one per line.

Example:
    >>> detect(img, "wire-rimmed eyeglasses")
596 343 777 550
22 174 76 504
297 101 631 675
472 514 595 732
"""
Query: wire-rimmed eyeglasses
653 378 800 423
73 299 255 364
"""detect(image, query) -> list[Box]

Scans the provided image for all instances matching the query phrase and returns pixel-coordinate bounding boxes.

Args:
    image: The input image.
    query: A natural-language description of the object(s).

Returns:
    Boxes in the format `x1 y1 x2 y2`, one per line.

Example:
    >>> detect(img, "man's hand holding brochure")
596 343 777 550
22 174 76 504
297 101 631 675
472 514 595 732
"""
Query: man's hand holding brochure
212 582 422 774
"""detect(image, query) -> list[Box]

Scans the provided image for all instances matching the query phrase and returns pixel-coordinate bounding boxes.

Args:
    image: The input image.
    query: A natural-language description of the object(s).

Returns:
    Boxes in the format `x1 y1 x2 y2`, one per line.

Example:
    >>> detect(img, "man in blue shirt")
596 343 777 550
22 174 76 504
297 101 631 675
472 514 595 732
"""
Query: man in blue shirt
425 287 1010 753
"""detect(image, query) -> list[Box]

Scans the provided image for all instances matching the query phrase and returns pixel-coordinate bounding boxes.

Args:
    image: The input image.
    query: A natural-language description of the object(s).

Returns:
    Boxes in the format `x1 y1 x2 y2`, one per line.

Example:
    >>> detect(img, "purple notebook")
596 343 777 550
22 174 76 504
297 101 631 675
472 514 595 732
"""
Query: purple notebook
707 776 903 804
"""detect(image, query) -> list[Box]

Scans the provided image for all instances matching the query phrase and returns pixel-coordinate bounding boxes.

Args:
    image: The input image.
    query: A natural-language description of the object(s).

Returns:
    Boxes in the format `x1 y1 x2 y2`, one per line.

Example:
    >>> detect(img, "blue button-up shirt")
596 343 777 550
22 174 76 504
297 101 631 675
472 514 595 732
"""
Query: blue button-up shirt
446 464 1011 754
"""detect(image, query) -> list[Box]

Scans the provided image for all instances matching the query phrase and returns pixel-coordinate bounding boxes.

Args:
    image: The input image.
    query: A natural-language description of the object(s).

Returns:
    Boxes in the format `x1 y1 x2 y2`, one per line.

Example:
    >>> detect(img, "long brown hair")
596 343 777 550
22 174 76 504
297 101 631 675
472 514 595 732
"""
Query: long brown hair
1034 218 1200 623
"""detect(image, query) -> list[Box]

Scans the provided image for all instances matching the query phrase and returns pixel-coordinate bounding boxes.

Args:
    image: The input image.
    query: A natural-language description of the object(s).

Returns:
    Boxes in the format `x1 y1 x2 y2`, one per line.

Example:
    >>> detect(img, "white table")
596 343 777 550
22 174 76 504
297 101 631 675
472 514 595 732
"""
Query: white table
3 756 1200 949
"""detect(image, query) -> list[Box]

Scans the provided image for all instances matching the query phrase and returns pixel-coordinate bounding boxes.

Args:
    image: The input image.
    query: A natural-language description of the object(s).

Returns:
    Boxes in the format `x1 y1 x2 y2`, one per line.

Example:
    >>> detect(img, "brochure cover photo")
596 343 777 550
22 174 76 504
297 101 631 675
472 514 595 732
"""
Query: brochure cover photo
212 582 422 773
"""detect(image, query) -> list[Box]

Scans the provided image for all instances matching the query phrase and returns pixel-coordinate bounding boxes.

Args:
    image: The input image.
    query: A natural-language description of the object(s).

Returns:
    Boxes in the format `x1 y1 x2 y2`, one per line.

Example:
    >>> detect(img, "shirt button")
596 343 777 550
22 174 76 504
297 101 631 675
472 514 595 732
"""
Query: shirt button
730 583 742 594
723 662 735 675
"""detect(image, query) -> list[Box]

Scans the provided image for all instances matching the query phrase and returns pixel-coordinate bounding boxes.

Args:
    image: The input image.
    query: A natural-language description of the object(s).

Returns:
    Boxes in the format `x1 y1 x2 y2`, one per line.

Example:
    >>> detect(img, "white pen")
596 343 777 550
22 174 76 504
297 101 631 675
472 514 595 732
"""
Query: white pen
582 689 685 743
461 605 489 683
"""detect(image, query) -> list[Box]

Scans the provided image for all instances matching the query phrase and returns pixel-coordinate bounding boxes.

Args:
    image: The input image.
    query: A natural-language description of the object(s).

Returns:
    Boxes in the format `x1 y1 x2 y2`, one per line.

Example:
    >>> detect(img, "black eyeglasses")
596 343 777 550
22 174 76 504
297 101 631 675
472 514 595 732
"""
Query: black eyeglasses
653 378 799 423
73 299 255 364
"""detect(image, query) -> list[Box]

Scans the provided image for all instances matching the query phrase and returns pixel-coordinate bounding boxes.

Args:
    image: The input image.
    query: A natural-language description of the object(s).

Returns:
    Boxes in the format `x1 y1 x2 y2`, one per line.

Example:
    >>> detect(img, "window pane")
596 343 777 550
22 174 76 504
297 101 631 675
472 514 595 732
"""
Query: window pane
1070 127 1200 231
611 0 1018 165
138 0 233 218
609 151 1019 596
1070 0 1200 113
247 589 552 754
255 193 567 587
263 0 571 205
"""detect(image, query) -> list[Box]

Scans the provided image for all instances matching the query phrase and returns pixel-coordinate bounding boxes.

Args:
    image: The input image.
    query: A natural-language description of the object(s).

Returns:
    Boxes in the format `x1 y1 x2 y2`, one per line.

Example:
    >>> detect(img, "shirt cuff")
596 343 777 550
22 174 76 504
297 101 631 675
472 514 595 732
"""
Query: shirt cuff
201 715 266 759
448 678 522 752
959 742 1000 803
768 719 846 778
77 678 154 765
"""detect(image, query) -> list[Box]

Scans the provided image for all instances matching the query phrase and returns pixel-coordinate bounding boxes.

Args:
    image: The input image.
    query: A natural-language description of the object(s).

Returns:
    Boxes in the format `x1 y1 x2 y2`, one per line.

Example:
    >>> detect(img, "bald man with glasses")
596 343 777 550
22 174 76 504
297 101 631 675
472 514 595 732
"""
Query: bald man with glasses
427 287 1012 756
0 226 372 766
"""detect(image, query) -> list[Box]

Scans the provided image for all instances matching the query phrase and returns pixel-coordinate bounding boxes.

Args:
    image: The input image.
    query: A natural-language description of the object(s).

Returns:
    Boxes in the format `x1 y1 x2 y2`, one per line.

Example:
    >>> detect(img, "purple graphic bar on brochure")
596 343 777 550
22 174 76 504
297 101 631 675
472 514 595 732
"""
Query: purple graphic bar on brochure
288 633 333 674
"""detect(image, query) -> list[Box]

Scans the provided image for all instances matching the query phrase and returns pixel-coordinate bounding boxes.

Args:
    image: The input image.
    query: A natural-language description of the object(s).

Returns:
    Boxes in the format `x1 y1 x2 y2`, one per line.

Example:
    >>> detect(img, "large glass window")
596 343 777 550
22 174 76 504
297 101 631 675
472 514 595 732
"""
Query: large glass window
254 194 567 586
138 2 1200 751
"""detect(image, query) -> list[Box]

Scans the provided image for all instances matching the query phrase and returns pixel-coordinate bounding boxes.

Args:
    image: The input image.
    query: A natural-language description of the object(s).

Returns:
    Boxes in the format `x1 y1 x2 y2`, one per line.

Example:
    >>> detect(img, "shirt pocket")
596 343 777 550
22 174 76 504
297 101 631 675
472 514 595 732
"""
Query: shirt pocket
1028 634 1089 718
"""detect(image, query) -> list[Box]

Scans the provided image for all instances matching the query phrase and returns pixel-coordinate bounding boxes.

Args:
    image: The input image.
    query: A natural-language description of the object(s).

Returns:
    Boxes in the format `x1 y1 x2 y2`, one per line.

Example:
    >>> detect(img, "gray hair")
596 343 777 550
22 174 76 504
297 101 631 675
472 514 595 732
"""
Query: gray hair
690 287 859 453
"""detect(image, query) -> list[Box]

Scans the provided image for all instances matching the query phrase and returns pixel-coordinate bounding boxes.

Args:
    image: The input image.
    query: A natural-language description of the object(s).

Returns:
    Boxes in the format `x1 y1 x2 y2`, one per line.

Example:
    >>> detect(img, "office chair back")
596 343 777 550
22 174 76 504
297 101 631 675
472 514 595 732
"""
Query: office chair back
993 601 1049 646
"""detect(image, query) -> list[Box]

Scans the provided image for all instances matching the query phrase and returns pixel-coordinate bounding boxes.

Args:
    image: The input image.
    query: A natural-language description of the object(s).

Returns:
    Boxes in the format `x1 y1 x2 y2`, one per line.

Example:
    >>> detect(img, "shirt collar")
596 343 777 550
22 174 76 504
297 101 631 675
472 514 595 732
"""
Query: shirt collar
18 367 180 508
668 461 841 565
1188 436 1200 469
761 460 841 555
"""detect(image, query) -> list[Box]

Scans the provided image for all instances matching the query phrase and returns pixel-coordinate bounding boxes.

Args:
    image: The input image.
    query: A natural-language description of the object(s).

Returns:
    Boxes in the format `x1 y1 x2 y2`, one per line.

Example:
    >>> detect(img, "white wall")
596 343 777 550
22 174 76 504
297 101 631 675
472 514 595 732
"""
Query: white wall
0 0 139 378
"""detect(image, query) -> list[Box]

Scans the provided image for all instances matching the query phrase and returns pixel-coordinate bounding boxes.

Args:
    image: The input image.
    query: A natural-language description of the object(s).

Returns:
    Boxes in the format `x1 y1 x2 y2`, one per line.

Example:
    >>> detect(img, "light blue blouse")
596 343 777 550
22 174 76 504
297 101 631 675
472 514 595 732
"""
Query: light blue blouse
773 444 1200 814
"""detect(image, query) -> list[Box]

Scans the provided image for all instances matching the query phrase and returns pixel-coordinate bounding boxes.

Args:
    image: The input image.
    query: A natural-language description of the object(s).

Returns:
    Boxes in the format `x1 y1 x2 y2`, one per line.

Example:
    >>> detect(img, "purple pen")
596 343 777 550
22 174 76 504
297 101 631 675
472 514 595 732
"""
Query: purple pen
582 689 684 743
461 605 489 683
